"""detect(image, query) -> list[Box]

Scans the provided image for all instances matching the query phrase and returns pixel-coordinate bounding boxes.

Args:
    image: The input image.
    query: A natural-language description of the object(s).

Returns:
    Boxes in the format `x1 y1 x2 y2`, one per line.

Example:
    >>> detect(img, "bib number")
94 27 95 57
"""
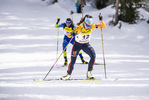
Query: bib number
83 35 90 39
76 34 91 43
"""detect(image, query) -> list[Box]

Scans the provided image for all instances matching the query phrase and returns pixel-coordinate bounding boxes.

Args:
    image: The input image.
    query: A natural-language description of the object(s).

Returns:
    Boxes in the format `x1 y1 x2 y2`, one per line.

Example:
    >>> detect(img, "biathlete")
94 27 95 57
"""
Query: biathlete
60 14 106 80
55 18 88 67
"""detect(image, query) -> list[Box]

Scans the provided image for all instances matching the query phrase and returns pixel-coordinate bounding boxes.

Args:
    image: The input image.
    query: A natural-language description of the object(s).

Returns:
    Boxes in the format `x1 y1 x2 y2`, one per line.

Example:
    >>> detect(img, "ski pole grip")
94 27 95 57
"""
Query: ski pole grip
56 18 60 24
98 13 102 21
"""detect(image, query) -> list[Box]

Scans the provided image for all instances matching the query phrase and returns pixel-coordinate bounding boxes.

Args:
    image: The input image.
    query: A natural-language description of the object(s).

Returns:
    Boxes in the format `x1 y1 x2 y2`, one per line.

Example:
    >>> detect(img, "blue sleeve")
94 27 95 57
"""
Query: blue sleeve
57 23 65 28
72 24 75 30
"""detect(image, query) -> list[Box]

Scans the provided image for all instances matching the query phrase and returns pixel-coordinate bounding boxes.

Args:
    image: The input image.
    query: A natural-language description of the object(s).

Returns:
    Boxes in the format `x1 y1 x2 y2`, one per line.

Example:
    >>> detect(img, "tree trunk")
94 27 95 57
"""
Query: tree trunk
114 0 119 25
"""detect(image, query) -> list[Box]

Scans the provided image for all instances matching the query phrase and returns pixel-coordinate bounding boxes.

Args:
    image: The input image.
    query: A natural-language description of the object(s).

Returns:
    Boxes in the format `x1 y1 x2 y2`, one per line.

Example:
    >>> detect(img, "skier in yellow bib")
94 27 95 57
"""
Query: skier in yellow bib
60 14 106 80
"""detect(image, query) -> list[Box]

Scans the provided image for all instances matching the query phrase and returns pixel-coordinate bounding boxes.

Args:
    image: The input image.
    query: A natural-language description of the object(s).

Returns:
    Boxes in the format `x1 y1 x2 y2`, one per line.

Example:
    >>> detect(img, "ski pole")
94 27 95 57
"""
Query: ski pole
99 13 107 79
81 6 83 18
70 10 74 21
56 18 60 59
56 25 59 59
43 37 74 80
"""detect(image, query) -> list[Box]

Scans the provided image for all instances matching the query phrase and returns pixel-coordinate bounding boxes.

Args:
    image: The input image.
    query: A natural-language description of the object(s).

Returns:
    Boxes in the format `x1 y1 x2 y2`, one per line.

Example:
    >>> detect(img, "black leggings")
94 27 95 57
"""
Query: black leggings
67 41 96 75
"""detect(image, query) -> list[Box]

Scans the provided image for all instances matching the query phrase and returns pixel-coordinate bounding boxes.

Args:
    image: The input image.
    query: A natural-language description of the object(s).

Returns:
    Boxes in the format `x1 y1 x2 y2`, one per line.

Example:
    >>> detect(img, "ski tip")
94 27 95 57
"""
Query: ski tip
33 79 45 81
114 78 119 81
57 65 68 69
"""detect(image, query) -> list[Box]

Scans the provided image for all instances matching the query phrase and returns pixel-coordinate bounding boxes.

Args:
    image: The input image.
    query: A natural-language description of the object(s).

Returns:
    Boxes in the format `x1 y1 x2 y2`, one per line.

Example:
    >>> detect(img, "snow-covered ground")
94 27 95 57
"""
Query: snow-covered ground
0 0 149 100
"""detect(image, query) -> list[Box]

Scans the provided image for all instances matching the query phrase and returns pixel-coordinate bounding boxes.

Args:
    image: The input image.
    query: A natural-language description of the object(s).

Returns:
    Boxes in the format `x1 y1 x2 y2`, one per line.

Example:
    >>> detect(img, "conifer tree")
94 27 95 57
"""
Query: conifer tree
118 0 143 24
95 0 109 9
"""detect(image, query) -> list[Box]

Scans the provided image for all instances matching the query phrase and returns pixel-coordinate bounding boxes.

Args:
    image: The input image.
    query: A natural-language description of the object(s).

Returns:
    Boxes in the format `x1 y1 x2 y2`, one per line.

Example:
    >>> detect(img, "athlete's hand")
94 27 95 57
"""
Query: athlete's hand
72 32 76 36
56 18 60 24
68 32 76 38
99 13 103 21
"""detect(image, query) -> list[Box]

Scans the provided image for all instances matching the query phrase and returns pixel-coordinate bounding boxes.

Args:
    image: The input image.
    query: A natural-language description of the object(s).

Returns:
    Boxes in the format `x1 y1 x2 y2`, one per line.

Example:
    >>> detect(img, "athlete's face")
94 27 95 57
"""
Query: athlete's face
84 22 91 30
66 20 71 27
66 23 71 27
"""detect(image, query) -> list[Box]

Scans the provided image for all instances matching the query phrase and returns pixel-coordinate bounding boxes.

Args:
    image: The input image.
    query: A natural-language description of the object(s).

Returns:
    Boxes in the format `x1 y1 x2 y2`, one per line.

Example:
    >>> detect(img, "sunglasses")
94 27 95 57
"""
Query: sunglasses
66 20 71 25
85 23 91 28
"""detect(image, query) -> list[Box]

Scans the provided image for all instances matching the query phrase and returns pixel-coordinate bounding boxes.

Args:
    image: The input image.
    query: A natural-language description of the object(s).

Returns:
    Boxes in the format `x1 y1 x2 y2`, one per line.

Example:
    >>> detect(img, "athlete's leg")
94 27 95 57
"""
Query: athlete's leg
62 37 69 66
67 42 81 75
82 43 96 71
70 38 88 64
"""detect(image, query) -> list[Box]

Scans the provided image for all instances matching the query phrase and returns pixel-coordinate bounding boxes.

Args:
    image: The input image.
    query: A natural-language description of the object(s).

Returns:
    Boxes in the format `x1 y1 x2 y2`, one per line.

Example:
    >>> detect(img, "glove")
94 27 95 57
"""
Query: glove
98 14 103 21
57 18 60 22
70 10 74 15
56 18 60 24
71 32 76 36
68 32 76 38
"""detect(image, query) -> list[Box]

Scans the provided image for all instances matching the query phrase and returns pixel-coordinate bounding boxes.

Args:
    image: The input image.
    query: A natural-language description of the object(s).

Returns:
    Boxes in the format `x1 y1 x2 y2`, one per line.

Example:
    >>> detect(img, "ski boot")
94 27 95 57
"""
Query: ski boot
60 73 71 80
62 62 68 67
87 71 95 79
81 58 88 64
62 57 68 67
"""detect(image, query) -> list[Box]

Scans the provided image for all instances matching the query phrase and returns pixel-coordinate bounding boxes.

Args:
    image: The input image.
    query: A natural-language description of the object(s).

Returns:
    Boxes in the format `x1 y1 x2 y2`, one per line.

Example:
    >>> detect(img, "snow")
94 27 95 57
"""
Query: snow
0 0 149 100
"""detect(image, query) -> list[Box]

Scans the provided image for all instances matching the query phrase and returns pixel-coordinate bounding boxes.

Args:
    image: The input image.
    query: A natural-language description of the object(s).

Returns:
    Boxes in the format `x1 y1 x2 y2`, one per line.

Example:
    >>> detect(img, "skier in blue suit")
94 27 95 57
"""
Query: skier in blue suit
55 18 88 67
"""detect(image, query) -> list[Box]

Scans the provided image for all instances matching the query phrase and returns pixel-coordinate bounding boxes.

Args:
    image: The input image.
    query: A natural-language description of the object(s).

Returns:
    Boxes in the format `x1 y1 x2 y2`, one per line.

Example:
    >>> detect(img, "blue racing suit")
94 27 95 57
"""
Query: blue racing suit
55 23 83 59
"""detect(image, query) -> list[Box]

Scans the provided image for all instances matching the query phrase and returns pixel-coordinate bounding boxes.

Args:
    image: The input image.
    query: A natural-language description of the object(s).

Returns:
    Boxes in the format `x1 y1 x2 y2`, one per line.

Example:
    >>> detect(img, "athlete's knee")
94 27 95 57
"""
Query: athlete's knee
79 51 82 54
63 41 68 49
90 52 96 59
93 53 96 58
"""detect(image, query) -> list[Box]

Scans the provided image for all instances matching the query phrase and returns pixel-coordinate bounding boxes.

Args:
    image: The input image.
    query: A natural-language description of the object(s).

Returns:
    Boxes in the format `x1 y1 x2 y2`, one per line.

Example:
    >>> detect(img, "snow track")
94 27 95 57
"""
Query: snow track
0 0 149 100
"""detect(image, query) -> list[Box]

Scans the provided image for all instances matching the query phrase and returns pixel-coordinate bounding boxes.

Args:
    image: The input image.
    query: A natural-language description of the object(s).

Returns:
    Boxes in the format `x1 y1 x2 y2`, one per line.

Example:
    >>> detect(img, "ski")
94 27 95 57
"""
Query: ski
57 65 68 68
33 79 45 81
76 62 104 65
33 78 101 81
33 78 118 81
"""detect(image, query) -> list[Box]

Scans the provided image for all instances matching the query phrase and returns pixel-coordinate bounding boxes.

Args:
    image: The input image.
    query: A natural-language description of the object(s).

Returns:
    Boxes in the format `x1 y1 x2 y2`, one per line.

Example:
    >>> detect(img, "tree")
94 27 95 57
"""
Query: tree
114 0 119 25
118 0 143 24
95 0 109 9
46 0 58 5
